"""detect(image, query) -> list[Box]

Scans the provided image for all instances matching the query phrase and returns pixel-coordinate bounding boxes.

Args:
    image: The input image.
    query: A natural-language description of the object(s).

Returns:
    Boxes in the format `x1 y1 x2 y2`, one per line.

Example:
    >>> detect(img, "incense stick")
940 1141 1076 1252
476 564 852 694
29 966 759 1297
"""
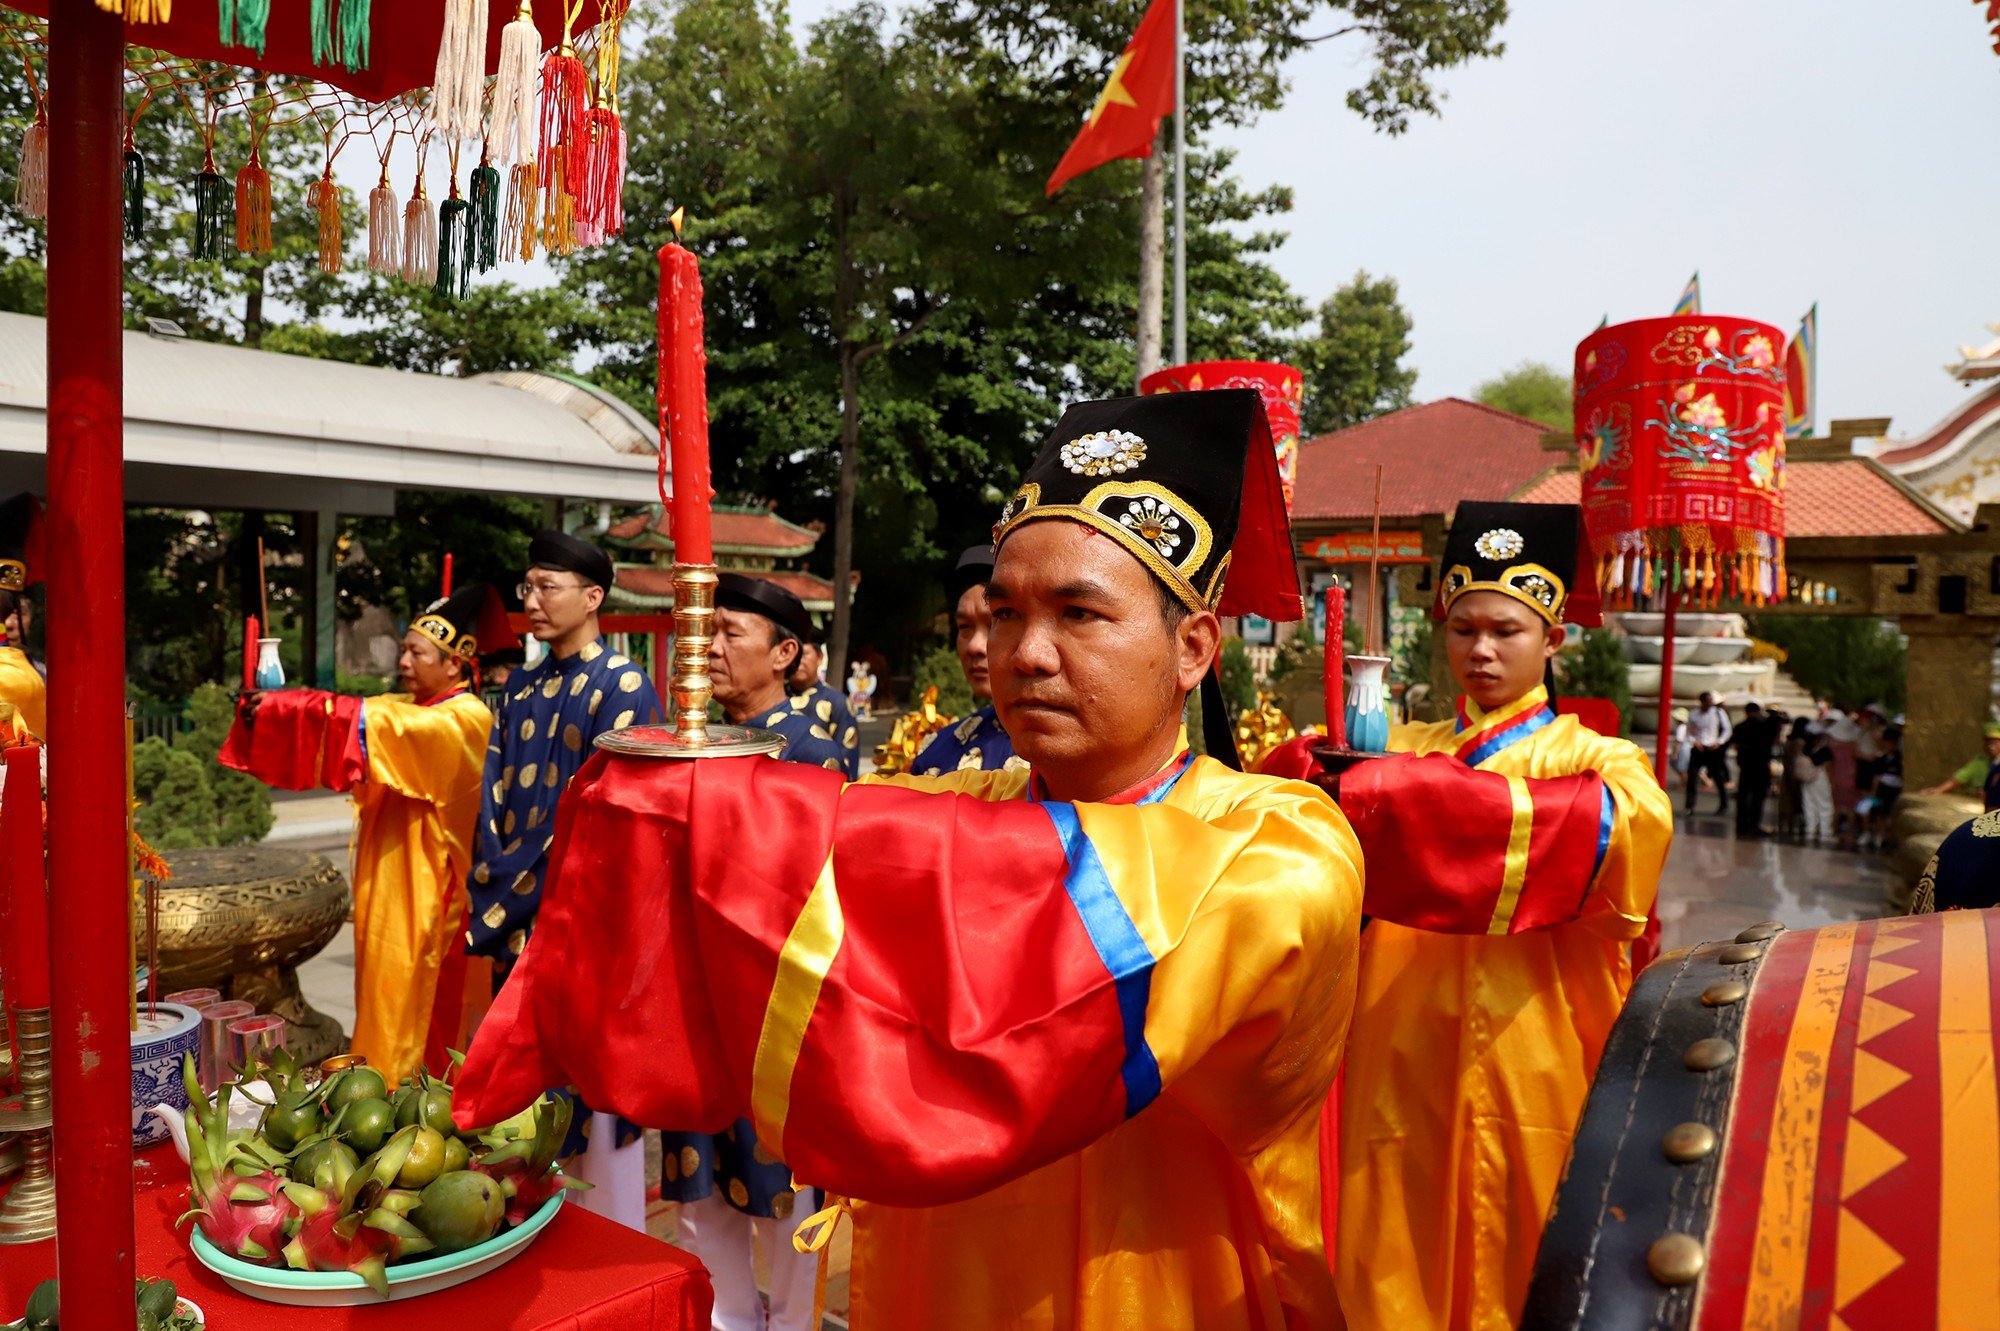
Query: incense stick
255 534 271 630
1365 466 1384 655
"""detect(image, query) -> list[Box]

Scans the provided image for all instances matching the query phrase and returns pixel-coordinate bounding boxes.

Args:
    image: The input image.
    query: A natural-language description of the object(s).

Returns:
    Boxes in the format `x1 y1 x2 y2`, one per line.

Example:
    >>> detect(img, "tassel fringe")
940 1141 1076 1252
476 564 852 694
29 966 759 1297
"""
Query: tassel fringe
541 151 576 256
235 154 272 255
537 49 588 199
402 187 437 285
488 2 541 167
368 176 401 274
218 0 272 54
193 168 232 260
470 162 501 272
577 106 625 241
102 0 171 17
16 118 47 220
307 174 343 274
430 0 491 139
123 145 145 242
436 197 471 299
504 160 539 262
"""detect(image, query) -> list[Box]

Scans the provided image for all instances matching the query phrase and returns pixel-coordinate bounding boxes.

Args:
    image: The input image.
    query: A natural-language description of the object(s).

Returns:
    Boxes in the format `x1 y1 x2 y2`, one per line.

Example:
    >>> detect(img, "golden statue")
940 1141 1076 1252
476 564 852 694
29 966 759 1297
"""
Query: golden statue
1234 691 1298 772
873 686 956 777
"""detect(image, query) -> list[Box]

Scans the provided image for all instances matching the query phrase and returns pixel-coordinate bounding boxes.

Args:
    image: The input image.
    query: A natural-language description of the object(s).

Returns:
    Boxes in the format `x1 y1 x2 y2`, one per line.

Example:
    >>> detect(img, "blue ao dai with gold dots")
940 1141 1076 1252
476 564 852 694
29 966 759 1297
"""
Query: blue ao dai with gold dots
910 703 1018 775
464 639 661 968
790 681 860 777
658 708 846 1219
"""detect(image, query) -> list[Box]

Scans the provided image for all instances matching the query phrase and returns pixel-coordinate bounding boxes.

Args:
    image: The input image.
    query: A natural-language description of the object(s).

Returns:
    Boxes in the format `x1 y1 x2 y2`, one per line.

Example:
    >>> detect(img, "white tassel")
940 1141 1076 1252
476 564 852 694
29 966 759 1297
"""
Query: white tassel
428 0 490 139
368 178 401 274
487 1 541 165
402 190 437 284
16 119 48 220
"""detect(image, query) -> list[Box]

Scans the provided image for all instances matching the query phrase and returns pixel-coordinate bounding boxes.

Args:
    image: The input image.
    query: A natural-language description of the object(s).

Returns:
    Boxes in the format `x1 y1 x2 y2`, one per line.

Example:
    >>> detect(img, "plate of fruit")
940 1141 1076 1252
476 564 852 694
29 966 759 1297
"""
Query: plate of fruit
176 1052 585 1305
11 1276 203 1328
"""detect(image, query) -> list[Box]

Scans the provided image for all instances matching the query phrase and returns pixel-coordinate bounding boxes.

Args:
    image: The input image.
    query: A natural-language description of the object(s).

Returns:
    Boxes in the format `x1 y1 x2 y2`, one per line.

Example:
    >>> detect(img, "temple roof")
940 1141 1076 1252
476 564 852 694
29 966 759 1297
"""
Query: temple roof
612 564 837 613
1510 457 1954 539
1292 398 1556 522
605 505 821 556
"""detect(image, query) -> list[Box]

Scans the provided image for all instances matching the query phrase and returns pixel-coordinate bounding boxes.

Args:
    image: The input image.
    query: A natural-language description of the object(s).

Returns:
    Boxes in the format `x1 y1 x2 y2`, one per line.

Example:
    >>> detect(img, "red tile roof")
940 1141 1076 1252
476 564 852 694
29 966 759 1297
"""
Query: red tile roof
1292 398 1558 522
1510 459 1951 538
606 506 819 554
614 565 837 608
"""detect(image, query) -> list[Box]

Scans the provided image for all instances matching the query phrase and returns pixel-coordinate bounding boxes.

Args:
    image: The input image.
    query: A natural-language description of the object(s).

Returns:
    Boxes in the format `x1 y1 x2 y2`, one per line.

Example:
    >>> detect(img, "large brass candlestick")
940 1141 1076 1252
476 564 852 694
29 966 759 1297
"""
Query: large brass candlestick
595 563 784 760
0 1005 57 1242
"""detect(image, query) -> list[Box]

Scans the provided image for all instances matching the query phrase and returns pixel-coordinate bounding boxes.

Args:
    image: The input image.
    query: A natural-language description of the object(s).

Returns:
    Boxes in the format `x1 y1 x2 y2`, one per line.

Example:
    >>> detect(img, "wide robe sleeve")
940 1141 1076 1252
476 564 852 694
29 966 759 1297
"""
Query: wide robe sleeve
454 754 1361 1208
1337 733 1671 940
219 689 363 792
0 649 44 741
359 694 487 803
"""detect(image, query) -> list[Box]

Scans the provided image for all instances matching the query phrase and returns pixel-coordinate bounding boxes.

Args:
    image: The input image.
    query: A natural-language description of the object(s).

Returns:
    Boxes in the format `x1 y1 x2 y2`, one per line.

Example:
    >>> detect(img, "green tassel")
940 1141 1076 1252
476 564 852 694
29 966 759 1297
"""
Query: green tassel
193 169 232 261
341 0 371 71
310 0 333 65
219 0 272 54
123 149 144 244
435 198 470 300
469 164 500 273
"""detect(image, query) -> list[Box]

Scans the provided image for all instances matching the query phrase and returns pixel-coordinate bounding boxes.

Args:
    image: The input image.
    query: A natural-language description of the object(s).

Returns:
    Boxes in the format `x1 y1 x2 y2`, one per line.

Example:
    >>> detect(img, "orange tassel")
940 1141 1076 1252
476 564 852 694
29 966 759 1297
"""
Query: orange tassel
235 152 272 254
307 172 342 274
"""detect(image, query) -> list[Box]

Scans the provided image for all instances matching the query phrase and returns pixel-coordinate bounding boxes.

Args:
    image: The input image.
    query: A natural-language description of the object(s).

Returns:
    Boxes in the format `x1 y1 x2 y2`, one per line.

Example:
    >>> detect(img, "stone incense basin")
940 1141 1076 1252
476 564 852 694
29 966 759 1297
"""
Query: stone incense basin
152 846 350 1064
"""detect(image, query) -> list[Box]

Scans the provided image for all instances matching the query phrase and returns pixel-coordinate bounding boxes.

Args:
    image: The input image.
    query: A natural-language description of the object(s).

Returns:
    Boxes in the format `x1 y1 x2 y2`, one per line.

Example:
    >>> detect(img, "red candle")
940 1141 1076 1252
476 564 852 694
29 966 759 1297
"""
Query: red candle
241 615 259 693
1322 586 1347 750
3 744 48 1009
657 242 715 566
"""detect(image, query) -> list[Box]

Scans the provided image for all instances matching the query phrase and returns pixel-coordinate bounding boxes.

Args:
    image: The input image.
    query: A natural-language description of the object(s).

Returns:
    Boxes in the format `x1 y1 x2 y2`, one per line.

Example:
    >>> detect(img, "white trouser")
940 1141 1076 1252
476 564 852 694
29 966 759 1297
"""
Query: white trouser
675 1191 820 1331
1802 778 1834 838
568 1112 648 1233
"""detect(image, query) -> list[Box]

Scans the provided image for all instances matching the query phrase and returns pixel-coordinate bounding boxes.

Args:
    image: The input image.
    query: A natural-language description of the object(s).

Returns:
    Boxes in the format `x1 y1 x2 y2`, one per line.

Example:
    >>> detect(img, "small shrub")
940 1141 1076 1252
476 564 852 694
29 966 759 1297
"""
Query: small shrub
909 644 976 719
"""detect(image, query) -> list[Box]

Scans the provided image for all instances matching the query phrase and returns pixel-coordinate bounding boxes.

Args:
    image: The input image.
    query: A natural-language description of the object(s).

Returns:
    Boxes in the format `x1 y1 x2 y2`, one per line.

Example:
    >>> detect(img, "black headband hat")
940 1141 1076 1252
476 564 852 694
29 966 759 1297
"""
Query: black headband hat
993 389 1301 622
947 544 995 608
1435 501 1600 628
412 582 510 662
716 572 816 643
528 528 615 590
0 492 40 593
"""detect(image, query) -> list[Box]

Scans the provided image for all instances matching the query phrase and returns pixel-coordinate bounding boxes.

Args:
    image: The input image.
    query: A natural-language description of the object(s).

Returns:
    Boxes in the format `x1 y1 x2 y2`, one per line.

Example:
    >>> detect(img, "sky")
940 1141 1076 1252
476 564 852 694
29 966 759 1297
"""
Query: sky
345 1 2000 439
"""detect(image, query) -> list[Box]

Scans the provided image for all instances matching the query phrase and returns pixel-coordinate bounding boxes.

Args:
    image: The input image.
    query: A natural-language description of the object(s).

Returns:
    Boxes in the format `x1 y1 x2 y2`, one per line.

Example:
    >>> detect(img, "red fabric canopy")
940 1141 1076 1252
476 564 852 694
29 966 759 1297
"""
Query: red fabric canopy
0 0 605 101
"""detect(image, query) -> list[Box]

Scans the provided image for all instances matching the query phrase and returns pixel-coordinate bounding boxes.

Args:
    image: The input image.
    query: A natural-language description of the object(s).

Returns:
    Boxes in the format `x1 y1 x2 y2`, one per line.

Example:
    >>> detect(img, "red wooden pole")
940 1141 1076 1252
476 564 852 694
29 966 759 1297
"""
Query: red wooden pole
1653 591 1679 786
46 0 137 1322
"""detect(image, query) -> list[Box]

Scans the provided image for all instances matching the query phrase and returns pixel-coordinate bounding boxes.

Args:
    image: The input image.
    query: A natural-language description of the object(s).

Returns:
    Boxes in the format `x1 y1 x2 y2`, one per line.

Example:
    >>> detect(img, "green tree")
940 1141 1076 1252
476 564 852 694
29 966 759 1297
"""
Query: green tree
909 644 976 719
1746 616 1906 712
1475 359 1571 428
133 683 272 847
1559 627 1633 736
1299 271 1417 433
1219 637 1258 712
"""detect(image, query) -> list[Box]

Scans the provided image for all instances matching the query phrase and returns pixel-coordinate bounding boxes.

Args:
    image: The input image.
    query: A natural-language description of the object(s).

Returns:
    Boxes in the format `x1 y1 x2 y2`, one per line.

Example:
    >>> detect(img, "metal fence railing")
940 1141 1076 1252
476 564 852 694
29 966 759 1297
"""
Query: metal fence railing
133 703 192 746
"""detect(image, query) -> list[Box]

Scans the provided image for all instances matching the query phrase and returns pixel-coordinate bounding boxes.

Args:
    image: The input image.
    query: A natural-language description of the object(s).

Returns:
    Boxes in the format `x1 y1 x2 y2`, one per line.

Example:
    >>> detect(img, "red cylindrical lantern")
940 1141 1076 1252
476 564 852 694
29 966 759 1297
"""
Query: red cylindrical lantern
1573 316 1789 607
1141 361 1304 512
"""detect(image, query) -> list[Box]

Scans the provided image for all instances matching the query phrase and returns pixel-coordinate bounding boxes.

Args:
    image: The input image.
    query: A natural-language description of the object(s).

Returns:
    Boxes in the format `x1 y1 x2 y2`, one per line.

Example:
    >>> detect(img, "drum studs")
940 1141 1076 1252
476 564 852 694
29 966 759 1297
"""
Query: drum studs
1662 1122 1718 1163
1716 943 1765 965
1701 980 1748 1007
1648 1233 1706 1285
1734 921 1783 943
1684 1038 1736 1072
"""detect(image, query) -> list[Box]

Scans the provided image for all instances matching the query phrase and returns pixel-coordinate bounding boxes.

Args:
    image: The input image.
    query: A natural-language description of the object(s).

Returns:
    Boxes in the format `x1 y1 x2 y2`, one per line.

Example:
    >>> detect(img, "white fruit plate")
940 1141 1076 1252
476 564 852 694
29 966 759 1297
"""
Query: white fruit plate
189 1188 564 1306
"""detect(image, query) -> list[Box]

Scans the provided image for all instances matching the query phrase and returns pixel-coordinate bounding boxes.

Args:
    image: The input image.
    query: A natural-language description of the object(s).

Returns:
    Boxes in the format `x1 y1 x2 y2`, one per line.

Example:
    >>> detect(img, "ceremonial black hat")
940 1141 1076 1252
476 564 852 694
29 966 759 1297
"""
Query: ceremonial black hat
947 544 994 608
1435 501 1599 627
412 583 509 662
717 572 815 642
0 492 38 593
528 529 615 590
994 390 1300 621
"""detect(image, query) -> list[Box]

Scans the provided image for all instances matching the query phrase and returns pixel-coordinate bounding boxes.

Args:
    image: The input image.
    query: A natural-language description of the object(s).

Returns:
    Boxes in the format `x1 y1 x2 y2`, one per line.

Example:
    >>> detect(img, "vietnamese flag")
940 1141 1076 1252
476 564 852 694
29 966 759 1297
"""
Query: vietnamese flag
1045 0 1178 197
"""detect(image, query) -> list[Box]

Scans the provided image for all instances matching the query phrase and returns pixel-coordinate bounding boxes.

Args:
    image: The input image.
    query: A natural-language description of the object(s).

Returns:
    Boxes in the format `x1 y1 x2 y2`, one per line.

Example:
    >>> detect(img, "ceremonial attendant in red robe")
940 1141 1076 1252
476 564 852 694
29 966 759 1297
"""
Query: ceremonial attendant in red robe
457 390 1364 1329
1322 503 1673 1330
0 493 45 741
223 584 504 1083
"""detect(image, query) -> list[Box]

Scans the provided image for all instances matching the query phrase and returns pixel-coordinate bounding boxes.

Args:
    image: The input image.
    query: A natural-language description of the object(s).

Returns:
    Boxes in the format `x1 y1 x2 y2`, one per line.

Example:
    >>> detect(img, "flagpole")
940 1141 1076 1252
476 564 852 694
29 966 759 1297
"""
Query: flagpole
1171 0 1186 367
1809 303 1818 438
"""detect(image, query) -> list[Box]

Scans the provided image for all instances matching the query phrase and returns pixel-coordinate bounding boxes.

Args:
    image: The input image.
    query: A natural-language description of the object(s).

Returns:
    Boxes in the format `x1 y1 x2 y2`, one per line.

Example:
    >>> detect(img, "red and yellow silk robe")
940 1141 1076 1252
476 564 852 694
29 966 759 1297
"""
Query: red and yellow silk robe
454 751 1364 1330
221 687 491 1082
0 645 44 741
1330 686 1672 1331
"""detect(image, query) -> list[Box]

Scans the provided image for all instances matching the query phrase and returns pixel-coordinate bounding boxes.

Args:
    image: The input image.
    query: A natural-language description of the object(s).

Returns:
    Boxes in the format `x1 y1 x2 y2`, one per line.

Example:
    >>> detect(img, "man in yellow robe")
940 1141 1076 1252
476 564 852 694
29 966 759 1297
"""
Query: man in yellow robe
0 492 46 741
455 390 1365 1329
223 584 502 1082
1331 502 1673 1330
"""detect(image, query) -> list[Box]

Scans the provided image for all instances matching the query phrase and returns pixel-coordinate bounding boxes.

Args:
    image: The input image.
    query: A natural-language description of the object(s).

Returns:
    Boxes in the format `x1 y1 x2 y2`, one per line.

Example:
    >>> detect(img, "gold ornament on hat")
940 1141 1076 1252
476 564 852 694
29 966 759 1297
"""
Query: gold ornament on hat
1061 429 1147 477
1474 528 1524 561
0 558 23 592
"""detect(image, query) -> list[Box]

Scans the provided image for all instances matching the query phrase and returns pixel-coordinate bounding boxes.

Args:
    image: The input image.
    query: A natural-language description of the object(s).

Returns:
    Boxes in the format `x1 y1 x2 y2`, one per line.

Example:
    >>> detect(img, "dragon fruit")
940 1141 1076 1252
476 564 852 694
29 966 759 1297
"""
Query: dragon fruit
177 1054 298 1265
276 1125 434 1295
470 1093 587 1224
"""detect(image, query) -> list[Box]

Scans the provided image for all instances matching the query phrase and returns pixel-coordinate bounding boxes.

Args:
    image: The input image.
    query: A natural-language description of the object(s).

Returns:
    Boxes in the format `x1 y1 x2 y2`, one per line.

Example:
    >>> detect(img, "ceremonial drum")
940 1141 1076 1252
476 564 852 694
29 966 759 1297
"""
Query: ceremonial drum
1524 912 2000 1331
152 846 350 1063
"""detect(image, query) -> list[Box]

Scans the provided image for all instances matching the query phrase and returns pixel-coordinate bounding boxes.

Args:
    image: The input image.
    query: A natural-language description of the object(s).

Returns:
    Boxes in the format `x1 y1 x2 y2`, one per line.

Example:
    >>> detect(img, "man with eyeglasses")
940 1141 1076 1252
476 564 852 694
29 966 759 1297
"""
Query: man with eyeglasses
464 529 662 1230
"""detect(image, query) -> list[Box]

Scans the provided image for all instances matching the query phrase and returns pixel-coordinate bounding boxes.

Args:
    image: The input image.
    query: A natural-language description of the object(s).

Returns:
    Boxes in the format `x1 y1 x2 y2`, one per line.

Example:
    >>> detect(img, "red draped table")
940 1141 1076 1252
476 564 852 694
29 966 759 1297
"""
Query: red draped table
0 1148 714 1328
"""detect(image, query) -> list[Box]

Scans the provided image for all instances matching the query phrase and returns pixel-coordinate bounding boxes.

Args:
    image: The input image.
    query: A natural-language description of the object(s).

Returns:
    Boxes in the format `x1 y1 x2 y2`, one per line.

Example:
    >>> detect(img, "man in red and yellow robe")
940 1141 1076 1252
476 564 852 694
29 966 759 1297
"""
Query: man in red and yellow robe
1294 502 1673 1329
457 389 1364 1329
0 491 46 742
223 585 501 1082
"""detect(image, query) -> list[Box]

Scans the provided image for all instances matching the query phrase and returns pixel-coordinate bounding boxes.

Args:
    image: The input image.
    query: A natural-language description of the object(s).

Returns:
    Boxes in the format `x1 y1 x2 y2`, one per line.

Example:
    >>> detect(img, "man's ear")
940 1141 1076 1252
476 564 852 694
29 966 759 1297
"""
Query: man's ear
1177 611 1223 695
584 584 606 614
1544 622 1568 661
